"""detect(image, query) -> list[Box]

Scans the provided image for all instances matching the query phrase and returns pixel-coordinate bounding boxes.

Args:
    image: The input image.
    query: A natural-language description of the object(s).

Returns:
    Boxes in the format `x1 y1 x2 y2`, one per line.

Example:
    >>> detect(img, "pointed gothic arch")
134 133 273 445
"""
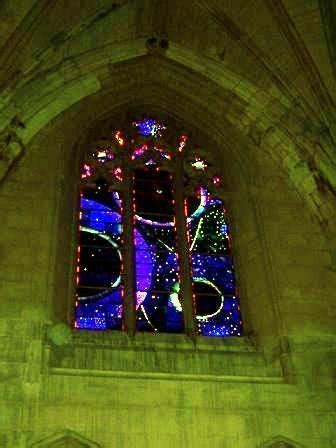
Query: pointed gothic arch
30 429 101 448
74 116 242 337
259 435 305 448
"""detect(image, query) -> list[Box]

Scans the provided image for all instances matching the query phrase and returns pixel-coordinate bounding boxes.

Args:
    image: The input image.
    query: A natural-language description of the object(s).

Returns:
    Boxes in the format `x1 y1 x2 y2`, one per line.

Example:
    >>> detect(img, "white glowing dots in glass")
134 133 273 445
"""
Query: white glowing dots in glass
145 159 156 166
95 148 115 162
191 157 208 171
76 116 242 336
133 118 166 137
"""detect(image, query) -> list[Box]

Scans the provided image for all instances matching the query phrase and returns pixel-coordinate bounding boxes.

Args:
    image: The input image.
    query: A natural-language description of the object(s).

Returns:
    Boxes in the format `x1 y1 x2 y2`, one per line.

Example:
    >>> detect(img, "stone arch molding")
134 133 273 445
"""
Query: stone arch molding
0 39 333 224
259 435 305 448
30 429 101 448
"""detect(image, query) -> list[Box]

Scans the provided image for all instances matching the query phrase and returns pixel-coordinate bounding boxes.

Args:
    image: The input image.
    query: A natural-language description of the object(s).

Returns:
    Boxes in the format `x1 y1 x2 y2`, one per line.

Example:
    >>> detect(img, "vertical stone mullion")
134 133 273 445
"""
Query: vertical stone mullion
174 154 196 337
122 157 136 335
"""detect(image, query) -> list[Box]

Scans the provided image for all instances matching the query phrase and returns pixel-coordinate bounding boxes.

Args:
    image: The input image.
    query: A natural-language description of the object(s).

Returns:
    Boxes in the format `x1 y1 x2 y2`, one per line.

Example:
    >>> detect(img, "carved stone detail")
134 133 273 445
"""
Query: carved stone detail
260 435 304 448
0 115 25 182
30 429 101 447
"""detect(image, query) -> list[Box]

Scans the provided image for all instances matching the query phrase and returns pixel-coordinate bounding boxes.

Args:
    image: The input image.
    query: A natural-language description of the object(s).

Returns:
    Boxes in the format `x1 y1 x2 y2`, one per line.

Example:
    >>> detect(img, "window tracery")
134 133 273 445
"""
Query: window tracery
74 118 242 337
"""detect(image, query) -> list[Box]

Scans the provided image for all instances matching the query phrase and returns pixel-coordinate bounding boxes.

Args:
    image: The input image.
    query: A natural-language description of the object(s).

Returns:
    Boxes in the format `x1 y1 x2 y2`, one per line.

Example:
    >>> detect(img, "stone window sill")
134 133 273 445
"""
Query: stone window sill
45 328 284 383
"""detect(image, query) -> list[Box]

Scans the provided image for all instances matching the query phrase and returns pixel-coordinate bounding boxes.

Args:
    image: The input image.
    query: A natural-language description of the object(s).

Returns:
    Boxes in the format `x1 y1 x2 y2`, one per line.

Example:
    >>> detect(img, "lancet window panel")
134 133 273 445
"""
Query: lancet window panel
74 117 242 337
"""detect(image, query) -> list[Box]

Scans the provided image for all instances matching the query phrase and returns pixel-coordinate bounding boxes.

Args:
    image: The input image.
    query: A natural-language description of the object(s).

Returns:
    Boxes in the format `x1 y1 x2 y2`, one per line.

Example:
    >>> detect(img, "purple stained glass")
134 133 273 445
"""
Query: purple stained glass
75 118 243 338
134 168 183 333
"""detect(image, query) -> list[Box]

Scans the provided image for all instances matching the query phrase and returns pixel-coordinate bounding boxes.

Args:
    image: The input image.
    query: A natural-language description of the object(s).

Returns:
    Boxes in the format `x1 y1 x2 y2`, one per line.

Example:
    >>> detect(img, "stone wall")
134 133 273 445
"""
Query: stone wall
0 100 334 447
0 1 335 445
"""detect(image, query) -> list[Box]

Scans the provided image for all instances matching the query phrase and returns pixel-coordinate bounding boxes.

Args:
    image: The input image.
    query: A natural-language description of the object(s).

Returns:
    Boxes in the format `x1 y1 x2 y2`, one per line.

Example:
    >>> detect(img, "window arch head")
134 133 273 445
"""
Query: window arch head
74 117 242 337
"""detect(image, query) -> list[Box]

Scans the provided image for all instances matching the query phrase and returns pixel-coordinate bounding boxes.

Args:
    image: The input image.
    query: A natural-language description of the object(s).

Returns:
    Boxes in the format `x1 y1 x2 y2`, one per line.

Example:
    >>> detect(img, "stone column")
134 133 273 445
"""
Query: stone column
122 157 136 335
174 153 195 337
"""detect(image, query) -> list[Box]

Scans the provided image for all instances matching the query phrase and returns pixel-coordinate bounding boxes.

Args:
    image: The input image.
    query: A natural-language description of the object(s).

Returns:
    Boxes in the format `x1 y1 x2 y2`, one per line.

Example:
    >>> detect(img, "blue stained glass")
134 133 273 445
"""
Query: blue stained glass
75 290 123 330
76 317 107 330
80 198 121 235
189 189 242 337
134 118 166 137
76 120 243 338
75 181 124 331
200 322 239 337
134 169 183 333
191 255 235 295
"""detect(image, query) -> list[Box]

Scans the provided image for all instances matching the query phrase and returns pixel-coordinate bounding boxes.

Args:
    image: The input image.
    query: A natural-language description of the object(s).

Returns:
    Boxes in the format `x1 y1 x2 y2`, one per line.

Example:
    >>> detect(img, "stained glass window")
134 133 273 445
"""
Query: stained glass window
134 168 183 332
74 118 242 337
75 180 123 330
187 189 240 336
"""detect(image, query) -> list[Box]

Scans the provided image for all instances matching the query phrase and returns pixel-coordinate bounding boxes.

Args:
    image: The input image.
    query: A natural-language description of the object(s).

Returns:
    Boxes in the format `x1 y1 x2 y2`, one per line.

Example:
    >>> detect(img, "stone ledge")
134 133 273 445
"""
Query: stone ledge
69 330 255 353
50 366 285 384
45 331 282 380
